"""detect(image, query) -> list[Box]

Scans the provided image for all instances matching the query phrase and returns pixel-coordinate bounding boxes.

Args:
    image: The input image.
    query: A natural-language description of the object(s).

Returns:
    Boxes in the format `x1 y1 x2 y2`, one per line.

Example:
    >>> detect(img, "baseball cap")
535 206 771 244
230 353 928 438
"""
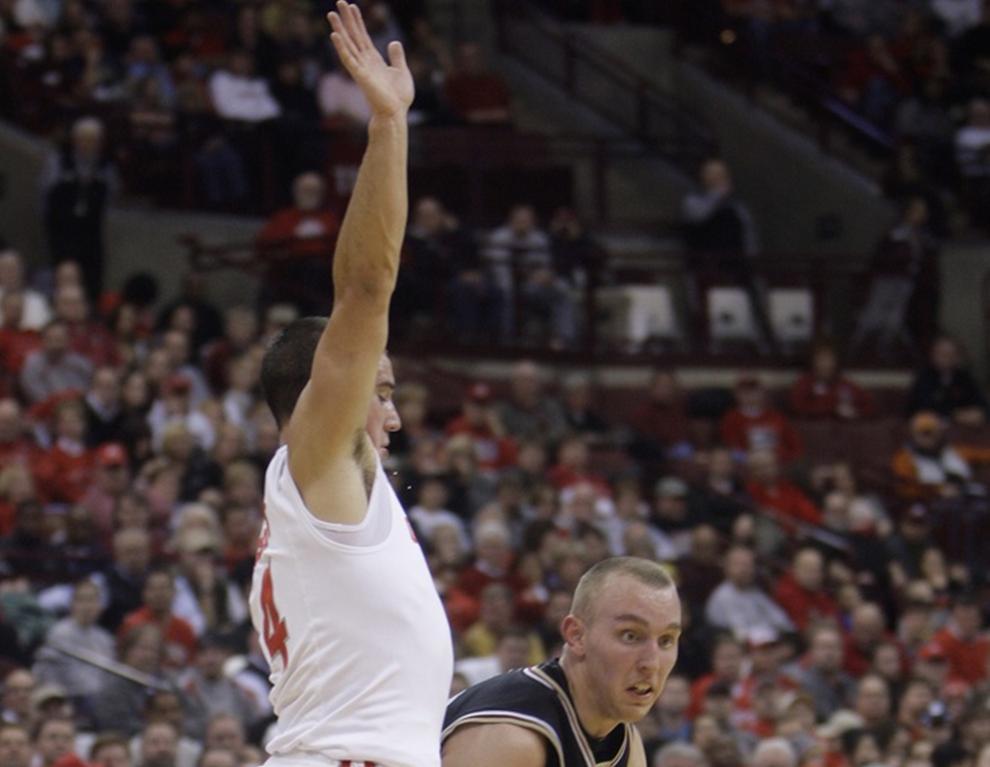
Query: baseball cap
31 684 68 710
747 626 780 649
466 382 492 403
163 374 192 396
918 642 948 662
655 476 689 498
178 528 219 554
96 442 128 468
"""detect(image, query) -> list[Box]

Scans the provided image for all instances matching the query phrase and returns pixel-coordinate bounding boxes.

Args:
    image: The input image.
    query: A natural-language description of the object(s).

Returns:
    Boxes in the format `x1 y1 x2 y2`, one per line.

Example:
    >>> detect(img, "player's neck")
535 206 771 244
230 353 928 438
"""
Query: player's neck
559 654 619 739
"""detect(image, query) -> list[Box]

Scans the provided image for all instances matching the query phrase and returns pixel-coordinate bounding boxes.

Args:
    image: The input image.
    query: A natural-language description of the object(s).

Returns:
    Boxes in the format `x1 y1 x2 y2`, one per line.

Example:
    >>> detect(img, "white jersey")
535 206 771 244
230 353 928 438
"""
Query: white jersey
249 445 453 767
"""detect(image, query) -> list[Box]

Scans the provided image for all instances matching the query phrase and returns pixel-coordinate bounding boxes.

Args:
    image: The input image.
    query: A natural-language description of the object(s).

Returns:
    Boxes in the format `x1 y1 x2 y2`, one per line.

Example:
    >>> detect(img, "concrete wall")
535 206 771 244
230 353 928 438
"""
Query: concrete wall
940 241 990 381
0 123 48 266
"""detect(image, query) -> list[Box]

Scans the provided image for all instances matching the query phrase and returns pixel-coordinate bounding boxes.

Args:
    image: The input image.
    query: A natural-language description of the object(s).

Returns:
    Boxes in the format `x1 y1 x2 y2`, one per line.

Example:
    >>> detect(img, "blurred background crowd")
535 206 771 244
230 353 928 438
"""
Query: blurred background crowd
2 2 990 767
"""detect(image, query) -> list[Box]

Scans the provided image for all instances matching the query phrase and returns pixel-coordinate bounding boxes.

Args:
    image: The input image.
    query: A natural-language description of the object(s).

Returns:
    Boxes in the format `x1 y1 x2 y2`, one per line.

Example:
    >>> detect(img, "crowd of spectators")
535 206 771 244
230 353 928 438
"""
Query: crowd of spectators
0 235 988 767
0 0 514 212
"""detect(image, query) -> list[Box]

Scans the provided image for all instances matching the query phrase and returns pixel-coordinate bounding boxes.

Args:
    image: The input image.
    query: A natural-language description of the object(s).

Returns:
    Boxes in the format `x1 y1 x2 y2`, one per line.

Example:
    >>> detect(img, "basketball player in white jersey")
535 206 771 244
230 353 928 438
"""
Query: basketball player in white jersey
249 4 453 767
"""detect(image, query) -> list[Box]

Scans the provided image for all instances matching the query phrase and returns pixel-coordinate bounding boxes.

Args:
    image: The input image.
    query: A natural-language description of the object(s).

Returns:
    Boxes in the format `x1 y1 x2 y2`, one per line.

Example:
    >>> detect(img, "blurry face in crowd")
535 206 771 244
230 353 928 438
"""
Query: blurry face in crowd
141 722 177 767
712 641 743 680
293 173 325 212
496 635 530 673
1 294 23 328
143 572 174 615
205 717 244 752
793 549 824 591
810 628 843 672
414 197 446 235
510 362 542 404
852 604 886 645
125 628 162 673
931 338 959 372
0 400 22 443
42 323 69 357
198 751 237 767
54 285 88 323
812 347 837 378
657 675 690 715
71 581 102 626
1 671 34 719
0 726 30 767
725 547 755 588
856 675 892 723
0 253 24 291
562 574 681 732
954 604 982 639
91 742 129 767
36 719 74 766
114 530 151 575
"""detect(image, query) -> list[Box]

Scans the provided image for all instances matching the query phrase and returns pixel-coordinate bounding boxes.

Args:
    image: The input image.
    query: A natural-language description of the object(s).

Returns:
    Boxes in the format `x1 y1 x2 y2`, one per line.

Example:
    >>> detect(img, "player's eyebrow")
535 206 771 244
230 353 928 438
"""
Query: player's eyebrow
613 614 682 632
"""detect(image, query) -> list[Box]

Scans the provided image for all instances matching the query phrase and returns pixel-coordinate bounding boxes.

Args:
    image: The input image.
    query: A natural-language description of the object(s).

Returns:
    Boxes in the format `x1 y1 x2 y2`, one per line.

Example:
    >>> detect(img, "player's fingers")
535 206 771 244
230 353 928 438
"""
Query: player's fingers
349 3 375 52
339 2 366 51
330 31 358 69
387 41 406 70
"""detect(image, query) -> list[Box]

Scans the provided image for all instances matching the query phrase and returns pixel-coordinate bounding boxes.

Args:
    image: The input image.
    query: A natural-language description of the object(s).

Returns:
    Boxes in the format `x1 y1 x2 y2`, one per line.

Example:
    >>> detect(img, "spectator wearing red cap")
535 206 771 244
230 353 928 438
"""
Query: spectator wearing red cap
79 443 130 542
32 398 96 504
546 434 610 496
789 342 877 420
745 448 823 531
929 595 989 684
774 547 840 632
735 627 799 717
914 640 953 692
444 383 517 472
147 374 215 452
721 377 803 464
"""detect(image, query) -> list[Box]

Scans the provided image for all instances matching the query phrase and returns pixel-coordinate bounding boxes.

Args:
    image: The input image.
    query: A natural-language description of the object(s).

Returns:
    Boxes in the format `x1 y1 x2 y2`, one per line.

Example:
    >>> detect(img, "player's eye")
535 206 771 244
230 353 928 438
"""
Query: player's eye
621 630 639 643
659 635 678 650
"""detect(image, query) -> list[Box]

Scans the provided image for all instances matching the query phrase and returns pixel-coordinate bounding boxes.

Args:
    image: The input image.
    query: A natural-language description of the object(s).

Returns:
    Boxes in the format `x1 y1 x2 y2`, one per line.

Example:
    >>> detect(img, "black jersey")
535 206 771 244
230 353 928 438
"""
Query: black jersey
442 659 633 767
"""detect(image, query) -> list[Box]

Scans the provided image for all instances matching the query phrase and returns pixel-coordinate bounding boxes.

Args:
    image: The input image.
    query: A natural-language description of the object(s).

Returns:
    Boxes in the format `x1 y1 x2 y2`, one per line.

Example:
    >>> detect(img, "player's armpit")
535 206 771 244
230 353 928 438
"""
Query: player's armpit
628 726 648 767
442 723 546 767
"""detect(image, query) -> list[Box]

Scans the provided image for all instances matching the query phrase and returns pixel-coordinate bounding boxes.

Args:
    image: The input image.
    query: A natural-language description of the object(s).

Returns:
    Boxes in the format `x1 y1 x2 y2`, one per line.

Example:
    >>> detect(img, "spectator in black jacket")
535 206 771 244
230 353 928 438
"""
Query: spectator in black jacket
907 335 988 425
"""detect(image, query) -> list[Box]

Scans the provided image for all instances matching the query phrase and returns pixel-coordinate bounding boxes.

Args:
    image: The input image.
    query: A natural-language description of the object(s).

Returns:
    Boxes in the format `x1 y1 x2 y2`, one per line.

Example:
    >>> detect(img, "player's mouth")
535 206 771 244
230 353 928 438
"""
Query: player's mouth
627 683 654 702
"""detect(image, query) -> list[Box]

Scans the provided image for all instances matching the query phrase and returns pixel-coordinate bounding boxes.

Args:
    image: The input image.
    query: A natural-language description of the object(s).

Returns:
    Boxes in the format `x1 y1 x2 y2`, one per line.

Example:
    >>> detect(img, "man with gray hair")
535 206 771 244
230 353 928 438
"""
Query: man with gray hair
652 742 708 767
751 738 797 767
41 116 118 300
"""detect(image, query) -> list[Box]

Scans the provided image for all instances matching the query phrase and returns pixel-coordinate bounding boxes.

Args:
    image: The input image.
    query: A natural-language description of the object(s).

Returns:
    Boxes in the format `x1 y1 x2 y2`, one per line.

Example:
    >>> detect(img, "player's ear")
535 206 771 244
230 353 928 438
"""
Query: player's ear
560 614 586 656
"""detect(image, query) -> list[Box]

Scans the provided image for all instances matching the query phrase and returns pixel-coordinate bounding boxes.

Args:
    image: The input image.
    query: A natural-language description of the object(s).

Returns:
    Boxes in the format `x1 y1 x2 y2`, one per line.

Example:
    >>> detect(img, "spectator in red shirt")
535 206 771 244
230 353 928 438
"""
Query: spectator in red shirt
721 376 803 464
930 594 989 685
0 398 36 471
444 43 511 125
546 434 609 496
774 547 840 632
199 306 258 395
844 602 900 678
52 283 119 368
789 342 877 420
0 292 41 382
456 520 525 602
79 443 131 543
255 172 340 313
628 369 694 463
118 568 197 669
689 634 746 719
746 448 822 530
32 398 96 504
444 383 517 472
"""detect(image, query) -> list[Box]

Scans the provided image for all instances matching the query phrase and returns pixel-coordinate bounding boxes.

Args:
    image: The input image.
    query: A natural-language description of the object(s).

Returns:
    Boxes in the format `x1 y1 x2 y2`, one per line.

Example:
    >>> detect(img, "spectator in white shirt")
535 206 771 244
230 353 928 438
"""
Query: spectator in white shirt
0 251 51 331
209 51 280 123
317 66 371 128
705 544 794 638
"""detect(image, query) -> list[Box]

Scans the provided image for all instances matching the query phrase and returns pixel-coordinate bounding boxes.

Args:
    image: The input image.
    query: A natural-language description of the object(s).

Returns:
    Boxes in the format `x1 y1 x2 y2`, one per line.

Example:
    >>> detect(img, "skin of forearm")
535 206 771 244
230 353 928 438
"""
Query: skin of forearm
331 114 407 300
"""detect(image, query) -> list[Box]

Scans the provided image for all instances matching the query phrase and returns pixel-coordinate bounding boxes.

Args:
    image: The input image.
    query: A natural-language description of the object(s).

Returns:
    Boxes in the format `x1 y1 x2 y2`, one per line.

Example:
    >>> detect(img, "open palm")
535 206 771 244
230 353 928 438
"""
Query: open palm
327 1 414 118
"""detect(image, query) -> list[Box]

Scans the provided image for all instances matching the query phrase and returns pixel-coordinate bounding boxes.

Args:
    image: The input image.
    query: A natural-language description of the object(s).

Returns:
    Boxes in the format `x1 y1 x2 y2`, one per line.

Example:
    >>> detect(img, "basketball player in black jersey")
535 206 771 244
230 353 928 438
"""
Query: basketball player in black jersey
442 557 681 767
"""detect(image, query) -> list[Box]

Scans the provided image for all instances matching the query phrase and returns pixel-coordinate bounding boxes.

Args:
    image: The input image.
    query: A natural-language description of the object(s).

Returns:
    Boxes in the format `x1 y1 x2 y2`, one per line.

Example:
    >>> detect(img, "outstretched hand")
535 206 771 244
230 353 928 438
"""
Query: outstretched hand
327 1 413 119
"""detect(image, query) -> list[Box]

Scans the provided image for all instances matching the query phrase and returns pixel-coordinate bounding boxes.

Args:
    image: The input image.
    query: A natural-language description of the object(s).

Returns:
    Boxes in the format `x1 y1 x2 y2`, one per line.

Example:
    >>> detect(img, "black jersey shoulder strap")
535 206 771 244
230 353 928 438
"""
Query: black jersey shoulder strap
525 666 631 767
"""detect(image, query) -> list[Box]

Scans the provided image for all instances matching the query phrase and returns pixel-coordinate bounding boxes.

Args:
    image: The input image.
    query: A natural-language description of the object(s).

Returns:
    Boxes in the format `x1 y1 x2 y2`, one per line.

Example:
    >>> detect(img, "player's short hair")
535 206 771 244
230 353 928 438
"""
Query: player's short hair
571 556 674 623
260 317 328 429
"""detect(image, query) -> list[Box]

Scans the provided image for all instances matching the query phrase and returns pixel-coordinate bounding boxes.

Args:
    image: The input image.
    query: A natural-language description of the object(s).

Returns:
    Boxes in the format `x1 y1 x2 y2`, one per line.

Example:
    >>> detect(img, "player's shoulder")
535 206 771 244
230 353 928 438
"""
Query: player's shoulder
445 666 550 722
441 722 546 767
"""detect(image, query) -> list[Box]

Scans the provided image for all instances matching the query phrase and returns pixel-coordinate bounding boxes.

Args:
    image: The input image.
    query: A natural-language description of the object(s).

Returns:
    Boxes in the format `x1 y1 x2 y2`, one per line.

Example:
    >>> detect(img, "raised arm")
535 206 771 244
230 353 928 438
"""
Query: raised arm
286 2 413 514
